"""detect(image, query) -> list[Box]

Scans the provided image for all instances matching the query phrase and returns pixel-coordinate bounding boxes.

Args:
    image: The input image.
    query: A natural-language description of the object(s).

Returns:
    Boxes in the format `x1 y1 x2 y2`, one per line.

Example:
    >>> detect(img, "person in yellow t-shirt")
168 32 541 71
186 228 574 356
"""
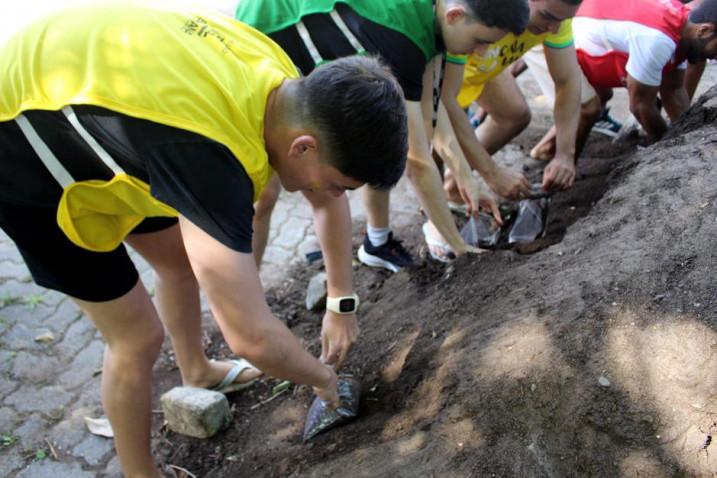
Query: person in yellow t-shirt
0 3 407 477
437 0 584 232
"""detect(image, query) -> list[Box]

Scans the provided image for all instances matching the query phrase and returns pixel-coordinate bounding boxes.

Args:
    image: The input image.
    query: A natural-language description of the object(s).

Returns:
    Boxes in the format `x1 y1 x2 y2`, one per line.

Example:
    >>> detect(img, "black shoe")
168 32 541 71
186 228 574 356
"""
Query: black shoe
357 233 413 272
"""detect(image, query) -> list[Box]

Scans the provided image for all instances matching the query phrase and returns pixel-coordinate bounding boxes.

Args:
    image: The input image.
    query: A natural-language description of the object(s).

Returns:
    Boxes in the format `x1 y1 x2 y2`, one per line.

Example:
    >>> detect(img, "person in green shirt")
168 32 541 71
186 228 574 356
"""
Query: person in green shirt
229 0 529 370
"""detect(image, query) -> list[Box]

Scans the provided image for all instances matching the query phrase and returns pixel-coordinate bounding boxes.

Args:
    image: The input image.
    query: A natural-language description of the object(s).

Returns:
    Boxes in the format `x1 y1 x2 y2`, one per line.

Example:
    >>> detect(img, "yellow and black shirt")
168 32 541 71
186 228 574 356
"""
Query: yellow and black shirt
0 1 298 252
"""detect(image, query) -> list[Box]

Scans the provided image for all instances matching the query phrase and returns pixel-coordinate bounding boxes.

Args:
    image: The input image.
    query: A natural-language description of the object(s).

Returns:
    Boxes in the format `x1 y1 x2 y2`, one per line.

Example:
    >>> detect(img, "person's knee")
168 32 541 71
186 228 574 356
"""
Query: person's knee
108 319 165 366
491 102 531 131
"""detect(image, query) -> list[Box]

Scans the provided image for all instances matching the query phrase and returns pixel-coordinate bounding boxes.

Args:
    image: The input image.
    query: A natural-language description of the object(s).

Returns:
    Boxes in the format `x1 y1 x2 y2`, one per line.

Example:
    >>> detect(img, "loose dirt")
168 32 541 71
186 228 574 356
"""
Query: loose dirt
152 85 717 477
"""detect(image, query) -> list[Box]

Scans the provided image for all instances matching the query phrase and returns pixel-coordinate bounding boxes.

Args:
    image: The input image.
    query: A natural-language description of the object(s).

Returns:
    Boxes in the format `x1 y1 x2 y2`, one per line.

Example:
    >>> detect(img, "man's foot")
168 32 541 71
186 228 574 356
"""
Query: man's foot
422 222 455 263
183 358 262 392
357 232 413 272
593 108 622 137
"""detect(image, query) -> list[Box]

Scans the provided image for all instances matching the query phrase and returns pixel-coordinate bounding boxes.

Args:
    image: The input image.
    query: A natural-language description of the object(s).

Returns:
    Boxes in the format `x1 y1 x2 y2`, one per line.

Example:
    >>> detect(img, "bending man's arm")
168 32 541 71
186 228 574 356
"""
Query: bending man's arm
660 68 690 122
542 44 581 190
404 98 468 253
627 75 667 140
302 190 358 370
441 61 530 199
178 215 339 405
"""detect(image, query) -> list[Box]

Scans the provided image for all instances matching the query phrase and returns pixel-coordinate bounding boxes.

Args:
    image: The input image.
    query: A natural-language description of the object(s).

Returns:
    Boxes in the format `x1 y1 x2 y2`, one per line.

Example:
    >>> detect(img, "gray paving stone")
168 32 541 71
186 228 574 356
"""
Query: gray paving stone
0 349 15 374
0 260 32 282
0 405 18 431
139 268 157 293
297 235 321 257
58 340 104 389
55 319 95 357
14 414 47 449
0 247 23 263
47 409 96 452
73 375 102 409
73 434 113 466
273 217 308 249
0 446 26 477
12 351 60 385
5 384 73 415
4 322 53 352
292 202 313 220
15 460 95 478
0 374 19 400
39 290 66 309
43 299 83 334
262 245 296 266
102 454 122 478
0 303 56 332
0 280 46 304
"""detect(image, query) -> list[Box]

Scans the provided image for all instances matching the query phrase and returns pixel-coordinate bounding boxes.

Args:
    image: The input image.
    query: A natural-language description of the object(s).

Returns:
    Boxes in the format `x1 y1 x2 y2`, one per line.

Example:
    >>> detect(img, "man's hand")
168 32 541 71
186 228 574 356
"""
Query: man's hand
479 191 504 226
320 310 359 371
542 153 575 191
313 365 340 409
486 165 531 200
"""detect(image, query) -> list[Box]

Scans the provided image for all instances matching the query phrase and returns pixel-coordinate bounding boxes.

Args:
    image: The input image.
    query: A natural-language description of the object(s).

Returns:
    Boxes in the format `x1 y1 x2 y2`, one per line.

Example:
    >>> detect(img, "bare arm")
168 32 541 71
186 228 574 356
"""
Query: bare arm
660 68 690 122
177 215 338 403
542 45 581 190
441 61 530 199
404 98 469 253
627 75 667 140
301 190 358 370
685 60 706 102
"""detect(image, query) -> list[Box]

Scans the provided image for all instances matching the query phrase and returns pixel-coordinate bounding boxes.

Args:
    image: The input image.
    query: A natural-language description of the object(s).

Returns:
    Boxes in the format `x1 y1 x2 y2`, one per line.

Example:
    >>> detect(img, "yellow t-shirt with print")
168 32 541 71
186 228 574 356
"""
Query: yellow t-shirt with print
458 19 573 108
0 1 299 251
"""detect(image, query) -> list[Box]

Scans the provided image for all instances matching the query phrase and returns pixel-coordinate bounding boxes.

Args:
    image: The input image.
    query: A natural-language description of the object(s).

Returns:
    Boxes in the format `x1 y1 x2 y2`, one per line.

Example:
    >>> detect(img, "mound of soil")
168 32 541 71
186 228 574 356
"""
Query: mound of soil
152 86 717 477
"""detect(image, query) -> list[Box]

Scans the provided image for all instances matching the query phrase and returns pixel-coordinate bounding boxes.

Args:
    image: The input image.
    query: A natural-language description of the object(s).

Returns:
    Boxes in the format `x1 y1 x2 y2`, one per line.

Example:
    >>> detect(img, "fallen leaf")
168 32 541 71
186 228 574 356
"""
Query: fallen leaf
84 417 114 438
34 332 55 343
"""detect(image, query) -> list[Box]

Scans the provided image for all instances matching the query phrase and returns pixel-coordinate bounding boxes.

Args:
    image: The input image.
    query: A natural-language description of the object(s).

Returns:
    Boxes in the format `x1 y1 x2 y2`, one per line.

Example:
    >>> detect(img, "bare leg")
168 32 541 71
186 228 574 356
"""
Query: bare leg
251 174 281 269
74 281 164 478
530 125 557 161
475 69 532 155
362 185 390 229
126 225 260 390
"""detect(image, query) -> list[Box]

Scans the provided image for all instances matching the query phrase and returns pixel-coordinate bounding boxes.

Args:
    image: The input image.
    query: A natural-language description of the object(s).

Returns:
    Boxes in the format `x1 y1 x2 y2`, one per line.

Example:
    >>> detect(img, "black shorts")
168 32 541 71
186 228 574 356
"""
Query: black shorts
0 200 177 302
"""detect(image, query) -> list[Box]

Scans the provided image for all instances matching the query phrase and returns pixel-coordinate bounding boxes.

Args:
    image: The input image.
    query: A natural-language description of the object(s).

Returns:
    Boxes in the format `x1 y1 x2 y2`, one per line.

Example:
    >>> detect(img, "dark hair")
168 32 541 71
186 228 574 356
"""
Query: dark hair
690 0 717 24
560 0 583 5
299 55 408 190
463 0 530 35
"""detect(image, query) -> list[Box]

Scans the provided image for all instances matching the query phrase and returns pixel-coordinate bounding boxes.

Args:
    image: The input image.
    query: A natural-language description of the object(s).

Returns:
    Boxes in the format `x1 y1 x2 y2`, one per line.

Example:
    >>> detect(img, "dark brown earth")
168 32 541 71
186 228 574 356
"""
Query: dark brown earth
152 86 717 477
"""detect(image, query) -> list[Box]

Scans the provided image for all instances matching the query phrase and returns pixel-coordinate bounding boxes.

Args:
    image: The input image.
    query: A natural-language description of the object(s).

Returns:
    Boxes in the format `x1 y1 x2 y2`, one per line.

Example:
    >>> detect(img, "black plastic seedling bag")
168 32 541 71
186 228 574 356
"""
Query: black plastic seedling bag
303 376 361 442
460 213 501 249
508 197 550 244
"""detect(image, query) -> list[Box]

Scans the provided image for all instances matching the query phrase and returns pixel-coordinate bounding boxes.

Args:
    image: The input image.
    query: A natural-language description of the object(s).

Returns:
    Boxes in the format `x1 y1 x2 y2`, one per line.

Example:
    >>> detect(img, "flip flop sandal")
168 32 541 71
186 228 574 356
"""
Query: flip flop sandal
422 222 456 263
447 201 469 215
210 358 261 394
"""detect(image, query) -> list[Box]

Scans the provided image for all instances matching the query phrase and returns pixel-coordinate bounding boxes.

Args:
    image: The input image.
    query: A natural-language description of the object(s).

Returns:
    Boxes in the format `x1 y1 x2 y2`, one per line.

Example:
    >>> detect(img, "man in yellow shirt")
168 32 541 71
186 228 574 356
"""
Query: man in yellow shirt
0 3 407 476
433 0 584 255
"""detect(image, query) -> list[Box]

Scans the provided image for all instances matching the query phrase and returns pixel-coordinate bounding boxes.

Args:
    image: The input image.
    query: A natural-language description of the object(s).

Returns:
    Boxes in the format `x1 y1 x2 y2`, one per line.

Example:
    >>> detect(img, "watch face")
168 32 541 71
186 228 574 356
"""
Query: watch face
339 298 356 313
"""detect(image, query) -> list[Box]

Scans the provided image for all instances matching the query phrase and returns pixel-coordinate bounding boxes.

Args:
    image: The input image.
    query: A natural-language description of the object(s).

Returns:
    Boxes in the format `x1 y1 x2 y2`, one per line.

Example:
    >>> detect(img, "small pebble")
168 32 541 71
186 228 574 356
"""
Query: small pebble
530 384 536 392
598 376 611 387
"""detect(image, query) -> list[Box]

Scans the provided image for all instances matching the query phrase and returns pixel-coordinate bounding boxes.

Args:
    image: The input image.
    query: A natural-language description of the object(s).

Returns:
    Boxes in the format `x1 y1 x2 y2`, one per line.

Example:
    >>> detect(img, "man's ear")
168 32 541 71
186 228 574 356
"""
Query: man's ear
444 5 467 25
288 135 318 157
698 23 716 40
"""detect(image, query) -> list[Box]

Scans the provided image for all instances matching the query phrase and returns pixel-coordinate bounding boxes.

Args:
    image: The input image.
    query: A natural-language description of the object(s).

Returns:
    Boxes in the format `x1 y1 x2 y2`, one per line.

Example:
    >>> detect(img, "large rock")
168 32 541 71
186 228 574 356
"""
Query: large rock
160 387 232 439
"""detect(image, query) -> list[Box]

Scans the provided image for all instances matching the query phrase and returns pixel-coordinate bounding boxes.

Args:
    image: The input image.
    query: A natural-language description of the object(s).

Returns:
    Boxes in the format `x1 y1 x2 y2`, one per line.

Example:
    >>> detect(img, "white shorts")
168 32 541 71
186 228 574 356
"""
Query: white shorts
523 44 597 107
